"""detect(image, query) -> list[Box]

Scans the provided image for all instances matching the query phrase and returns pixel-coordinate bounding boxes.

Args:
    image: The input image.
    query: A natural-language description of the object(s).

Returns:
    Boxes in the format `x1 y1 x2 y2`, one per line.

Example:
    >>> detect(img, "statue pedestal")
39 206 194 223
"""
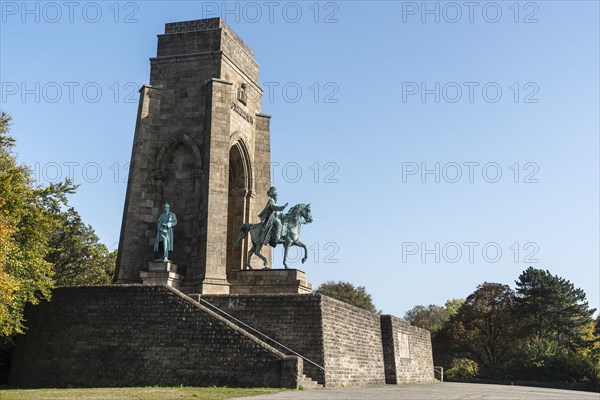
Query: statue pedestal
229 269 312 294
140 261 183 289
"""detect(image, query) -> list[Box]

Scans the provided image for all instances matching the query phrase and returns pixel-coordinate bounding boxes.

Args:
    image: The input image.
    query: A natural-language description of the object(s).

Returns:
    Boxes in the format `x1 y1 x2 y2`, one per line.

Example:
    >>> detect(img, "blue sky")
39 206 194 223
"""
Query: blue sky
1 1 598 317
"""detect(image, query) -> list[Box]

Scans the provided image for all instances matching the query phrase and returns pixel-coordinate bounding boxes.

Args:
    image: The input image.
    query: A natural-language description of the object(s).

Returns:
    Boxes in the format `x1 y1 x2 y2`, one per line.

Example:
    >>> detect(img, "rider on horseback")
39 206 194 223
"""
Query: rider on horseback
232 188 312 269
258 186 288 247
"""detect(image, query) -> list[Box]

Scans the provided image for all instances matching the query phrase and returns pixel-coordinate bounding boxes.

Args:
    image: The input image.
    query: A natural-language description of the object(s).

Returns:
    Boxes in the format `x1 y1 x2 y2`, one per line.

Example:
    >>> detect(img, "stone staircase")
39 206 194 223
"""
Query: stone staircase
300 373 324 389
191 294 325 387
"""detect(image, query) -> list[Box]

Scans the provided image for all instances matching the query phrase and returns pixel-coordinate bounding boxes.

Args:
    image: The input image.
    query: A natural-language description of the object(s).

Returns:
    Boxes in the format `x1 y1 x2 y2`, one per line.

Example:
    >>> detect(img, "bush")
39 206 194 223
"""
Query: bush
446 358 479 379
510 338 599 383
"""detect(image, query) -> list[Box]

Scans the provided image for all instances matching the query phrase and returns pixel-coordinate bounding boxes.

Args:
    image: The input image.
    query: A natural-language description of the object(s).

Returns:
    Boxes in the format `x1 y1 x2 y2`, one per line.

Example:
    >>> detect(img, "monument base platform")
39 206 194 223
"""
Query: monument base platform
189 278 231 295
8 285 435 388
140 261 182 289
229 269 312 294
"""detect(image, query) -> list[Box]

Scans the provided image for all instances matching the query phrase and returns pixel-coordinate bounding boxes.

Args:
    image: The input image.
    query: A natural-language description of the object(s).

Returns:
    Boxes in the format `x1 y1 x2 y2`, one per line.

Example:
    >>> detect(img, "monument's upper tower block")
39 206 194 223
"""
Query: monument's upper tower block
116 18 271 294
154 18 259 84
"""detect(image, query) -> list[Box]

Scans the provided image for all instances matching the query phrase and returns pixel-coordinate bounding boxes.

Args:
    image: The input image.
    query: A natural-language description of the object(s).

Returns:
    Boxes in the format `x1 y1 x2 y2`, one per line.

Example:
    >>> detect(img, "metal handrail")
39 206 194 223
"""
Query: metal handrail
434 366 444 382
198 297 325 371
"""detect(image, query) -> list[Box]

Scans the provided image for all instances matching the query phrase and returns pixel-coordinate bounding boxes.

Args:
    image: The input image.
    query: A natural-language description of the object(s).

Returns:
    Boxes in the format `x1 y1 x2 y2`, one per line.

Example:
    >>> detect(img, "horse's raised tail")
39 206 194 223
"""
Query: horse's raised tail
232 224 252 248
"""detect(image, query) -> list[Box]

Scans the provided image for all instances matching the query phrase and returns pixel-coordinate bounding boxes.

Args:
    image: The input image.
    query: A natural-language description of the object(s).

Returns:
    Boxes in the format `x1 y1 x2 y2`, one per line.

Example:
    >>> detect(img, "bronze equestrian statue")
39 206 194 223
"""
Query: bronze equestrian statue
233 186 313 269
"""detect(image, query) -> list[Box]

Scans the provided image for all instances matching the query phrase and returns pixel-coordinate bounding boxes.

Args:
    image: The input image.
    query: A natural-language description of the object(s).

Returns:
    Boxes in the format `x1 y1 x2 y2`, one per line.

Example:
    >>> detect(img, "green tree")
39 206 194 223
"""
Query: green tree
315 281 378 313
505 267 599 381
510 336 599 383
404 305 447 332
46 207 116 286
591 316 600 381
0 210 19 333
426 269 598 382
445 358 479 379
444 298 464 316
404 299 464 333
405 298 465 368
442 282 520 378
0 112 75 336
515 267 596 349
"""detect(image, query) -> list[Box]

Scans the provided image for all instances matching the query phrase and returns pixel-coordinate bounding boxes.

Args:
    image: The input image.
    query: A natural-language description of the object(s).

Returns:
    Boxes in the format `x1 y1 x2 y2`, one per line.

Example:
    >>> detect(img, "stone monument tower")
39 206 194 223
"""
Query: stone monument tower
115 18 272 294
8 20 434 389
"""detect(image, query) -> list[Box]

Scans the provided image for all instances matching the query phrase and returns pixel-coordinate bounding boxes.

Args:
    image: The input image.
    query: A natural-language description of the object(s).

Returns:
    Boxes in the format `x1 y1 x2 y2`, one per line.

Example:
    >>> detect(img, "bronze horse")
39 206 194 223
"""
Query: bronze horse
233 203 313 269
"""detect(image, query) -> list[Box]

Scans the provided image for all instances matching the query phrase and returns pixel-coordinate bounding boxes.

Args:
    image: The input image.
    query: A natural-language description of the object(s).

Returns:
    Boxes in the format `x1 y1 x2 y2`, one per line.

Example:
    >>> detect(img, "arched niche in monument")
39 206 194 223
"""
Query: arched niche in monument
152 133 202 278
226 138 253 278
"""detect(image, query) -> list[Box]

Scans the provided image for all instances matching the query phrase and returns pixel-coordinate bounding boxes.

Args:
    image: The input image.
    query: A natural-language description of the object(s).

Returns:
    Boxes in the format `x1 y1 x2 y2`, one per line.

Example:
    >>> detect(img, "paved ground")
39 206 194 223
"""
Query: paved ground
233 383 600 400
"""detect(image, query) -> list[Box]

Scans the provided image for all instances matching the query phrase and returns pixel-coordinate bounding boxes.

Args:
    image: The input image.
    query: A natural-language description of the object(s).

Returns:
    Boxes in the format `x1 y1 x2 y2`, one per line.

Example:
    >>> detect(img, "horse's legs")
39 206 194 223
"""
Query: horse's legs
295 240 309 264
246 244 256 270
254 244 269 269
283 242 289 269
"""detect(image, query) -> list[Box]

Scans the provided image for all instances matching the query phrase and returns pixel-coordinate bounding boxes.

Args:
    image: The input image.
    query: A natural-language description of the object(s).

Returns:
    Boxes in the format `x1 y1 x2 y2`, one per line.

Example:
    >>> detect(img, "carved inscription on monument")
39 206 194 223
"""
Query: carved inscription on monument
396 330 411 359
230 102 254 124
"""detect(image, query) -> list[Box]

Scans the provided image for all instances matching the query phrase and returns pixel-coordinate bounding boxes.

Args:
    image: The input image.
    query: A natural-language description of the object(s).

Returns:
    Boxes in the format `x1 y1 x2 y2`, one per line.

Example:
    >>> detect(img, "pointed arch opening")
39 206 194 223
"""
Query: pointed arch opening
152 133 202 279
226 139 253 277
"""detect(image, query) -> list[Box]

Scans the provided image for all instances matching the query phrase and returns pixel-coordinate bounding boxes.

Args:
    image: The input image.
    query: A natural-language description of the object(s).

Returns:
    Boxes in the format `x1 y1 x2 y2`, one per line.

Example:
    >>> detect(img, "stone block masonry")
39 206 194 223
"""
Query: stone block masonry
8 17 436 390
8 286 434 388
228 269 313 294
115 17 272 294
8 285 301 388
201 293 327 385
381 315 436 384
320 295 386 386
201 294 435 387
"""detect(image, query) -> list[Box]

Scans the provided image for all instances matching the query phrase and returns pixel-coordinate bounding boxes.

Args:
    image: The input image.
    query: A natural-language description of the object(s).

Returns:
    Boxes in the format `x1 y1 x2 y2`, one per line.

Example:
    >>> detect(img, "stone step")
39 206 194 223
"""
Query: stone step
299 373 323 389
191 294 326 389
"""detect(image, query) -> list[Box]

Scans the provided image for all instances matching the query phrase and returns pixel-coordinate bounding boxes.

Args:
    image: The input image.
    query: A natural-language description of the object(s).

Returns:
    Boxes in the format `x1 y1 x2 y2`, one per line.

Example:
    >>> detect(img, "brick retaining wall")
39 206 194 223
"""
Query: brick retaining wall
321 296 386 386
380 315 435 384
201 294 326 383
202 294 390 387
8 286 434 388
8 285 300 388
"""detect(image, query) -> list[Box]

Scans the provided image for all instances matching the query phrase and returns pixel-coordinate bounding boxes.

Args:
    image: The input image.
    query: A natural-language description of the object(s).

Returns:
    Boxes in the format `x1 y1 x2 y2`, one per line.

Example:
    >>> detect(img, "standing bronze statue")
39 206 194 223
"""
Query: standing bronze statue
233 186 313 269
154 202 177 261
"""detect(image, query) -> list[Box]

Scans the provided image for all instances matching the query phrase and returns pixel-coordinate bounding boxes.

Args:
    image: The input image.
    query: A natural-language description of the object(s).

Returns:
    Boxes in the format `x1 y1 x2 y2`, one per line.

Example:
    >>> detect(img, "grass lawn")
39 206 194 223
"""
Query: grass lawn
0 386 288 400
